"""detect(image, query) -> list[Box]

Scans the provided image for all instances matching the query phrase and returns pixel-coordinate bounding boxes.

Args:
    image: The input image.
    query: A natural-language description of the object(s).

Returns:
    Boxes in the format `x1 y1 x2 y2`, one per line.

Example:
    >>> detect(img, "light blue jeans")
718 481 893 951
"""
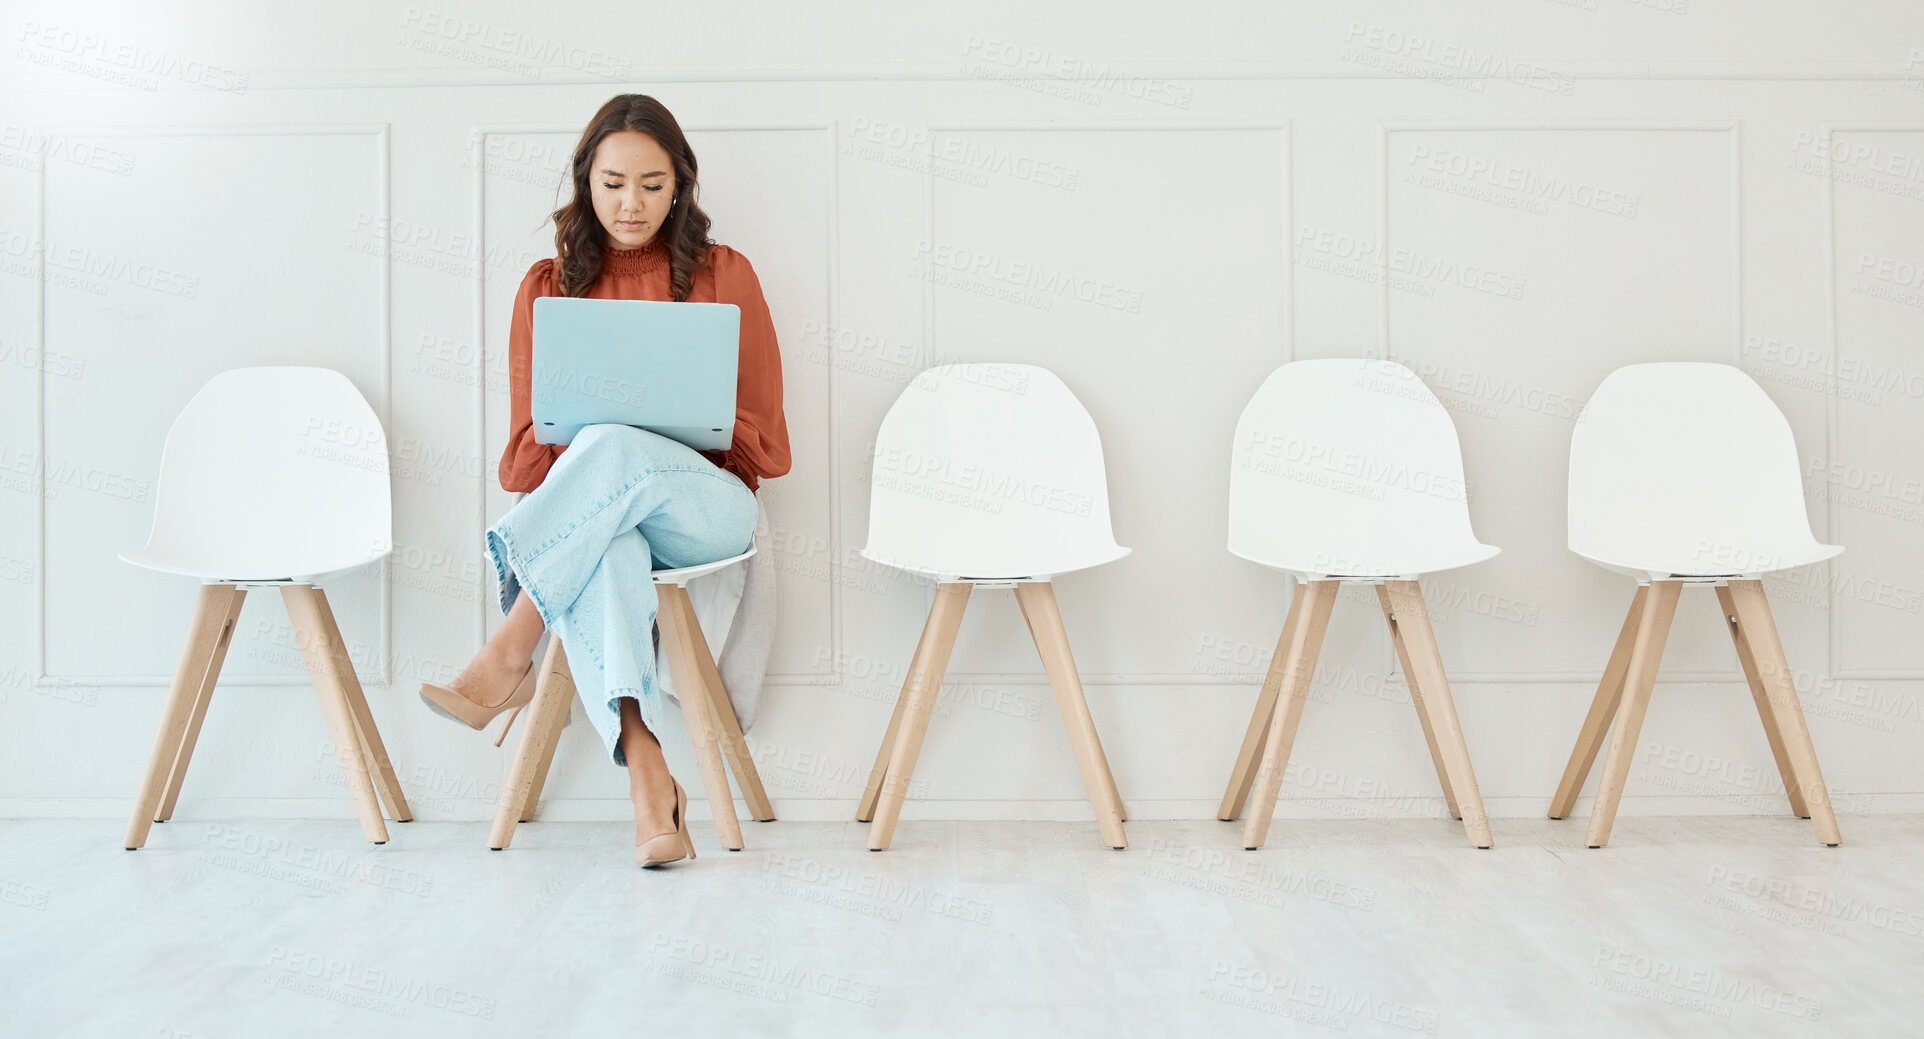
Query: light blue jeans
483 423 758 766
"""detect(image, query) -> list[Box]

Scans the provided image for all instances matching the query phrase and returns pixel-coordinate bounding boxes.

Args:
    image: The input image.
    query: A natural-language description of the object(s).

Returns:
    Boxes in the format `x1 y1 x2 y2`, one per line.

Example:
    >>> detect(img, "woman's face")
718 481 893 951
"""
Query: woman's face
589 130 677 251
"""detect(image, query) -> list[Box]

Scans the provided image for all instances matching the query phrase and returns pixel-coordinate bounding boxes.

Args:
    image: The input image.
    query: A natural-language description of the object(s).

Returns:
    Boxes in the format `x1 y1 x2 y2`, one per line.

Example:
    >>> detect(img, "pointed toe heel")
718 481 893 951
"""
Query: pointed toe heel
418 659 537 734
636 779 694 868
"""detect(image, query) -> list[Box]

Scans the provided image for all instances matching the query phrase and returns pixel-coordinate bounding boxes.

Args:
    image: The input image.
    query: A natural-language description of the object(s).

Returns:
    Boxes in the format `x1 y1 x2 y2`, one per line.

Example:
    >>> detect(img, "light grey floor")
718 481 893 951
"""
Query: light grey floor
2 814 1920 1037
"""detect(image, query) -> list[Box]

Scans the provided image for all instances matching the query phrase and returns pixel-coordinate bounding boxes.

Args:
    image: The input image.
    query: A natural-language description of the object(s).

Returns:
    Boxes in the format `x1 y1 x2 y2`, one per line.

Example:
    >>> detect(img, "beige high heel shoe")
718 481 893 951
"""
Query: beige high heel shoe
636 778 695 868
418 658 537 746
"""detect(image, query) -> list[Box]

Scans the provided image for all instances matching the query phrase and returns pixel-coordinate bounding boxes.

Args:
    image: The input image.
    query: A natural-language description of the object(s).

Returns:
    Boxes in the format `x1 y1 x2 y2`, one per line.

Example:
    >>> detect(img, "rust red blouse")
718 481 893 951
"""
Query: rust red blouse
498 238 793 494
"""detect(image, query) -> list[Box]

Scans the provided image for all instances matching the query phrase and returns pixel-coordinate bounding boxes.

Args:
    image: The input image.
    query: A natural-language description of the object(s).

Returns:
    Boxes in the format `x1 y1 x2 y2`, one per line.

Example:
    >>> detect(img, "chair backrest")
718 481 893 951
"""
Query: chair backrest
138 366 391 580
1569 362 1835 576
1227 358 1494 577
860 363 1127 578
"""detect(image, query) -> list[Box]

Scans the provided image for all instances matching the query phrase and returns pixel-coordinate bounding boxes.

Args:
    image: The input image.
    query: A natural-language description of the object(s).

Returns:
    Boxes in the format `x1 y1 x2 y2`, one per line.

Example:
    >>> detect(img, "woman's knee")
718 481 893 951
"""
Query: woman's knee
726 489 759 551
573 423 689 463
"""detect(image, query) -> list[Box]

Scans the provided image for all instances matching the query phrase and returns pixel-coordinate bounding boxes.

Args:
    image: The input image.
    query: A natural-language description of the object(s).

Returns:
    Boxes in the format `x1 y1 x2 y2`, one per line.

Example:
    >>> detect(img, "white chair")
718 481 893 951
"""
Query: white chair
1218 358 1499 849
855 363 1131 850
486 550 775 851
121 366 409 848
1550 362 1843 847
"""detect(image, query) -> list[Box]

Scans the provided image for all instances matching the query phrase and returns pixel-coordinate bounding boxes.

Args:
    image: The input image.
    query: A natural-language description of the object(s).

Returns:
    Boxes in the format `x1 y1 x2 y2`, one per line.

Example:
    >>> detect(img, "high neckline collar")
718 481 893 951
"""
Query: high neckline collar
603 236 668 274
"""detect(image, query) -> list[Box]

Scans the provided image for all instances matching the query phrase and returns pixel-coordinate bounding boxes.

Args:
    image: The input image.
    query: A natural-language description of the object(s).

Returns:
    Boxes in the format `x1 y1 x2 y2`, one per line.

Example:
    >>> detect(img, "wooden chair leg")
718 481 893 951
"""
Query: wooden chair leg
518 637 573 824
658 584 744 851
1091 726 1126 823
1724 580 1842 846
868 582 973 851
858 602 939 822
1716 584 1811 819
154 587 247 823
1375 584 1461 821
1379 580 1493 848
1584 580 1682 848
677 589 775 822
490 636 574 848
1219 587 1305 821
281 585 389 844
125 584 243 848
1549 586 1648 819
311 588 411 822
1014 581 1127 849
1241 580 1339 850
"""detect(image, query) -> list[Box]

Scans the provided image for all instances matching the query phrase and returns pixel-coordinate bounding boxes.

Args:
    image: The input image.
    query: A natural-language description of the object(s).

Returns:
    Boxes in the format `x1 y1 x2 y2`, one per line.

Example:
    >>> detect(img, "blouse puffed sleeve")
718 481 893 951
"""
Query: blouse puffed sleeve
498 258 563 493
700 245 793 492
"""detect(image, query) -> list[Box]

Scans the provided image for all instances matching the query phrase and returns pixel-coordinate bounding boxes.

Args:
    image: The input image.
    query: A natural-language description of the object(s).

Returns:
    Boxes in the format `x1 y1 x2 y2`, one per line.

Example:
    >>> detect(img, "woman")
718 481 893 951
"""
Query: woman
419 95 791 868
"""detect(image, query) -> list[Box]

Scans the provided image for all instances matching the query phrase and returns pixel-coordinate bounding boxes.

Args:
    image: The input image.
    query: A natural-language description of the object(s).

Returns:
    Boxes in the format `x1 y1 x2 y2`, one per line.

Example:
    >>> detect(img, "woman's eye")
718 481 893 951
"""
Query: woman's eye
602 182 620 189
645 185 663 192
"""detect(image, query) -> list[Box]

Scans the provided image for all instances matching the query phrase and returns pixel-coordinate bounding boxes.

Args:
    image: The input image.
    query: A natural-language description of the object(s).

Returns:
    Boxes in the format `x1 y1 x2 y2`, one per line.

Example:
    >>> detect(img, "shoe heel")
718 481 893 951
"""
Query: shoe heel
676 780 695 860
491 706 523 748
489 664 539 746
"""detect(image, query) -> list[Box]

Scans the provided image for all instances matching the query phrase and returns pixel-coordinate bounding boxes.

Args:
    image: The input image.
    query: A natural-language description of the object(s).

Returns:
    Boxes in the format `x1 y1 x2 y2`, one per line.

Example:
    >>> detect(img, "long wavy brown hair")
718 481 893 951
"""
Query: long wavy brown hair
550 95 714 300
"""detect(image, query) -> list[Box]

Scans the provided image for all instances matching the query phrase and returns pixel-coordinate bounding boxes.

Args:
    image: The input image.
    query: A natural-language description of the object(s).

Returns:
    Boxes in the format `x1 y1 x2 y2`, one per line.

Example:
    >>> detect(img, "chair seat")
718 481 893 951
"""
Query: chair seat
117 545 384 584
856 543 1130 582
652 547 756 587
1229 540 1500 581
1574 539 1843 580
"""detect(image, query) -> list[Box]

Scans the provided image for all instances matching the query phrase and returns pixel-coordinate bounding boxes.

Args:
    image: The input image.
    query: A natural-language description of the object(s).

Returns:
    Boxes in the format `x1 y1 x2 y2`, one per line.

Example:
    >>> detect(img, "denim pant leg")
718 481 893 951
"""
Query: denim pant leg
483 423 760 765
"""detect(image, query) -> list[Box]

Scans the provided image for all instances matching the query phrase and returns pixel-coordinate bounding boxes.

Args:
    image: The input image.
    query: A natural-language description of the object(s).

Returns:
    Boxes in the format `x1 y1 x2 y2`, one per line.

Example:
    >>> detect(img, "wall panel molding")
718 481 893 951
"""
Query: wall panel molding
921 120 1292 686
1821 122 1924 680
31 122 392 688
1377 121 1744 685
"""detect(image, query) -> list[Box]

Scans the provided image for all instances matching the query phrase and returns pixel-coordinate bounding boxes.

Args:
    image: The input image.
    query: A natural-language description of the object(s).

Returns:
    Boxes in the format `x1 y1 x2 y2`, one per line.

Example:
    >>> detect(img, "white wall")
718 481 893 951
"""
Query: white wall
4 1 1922 824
